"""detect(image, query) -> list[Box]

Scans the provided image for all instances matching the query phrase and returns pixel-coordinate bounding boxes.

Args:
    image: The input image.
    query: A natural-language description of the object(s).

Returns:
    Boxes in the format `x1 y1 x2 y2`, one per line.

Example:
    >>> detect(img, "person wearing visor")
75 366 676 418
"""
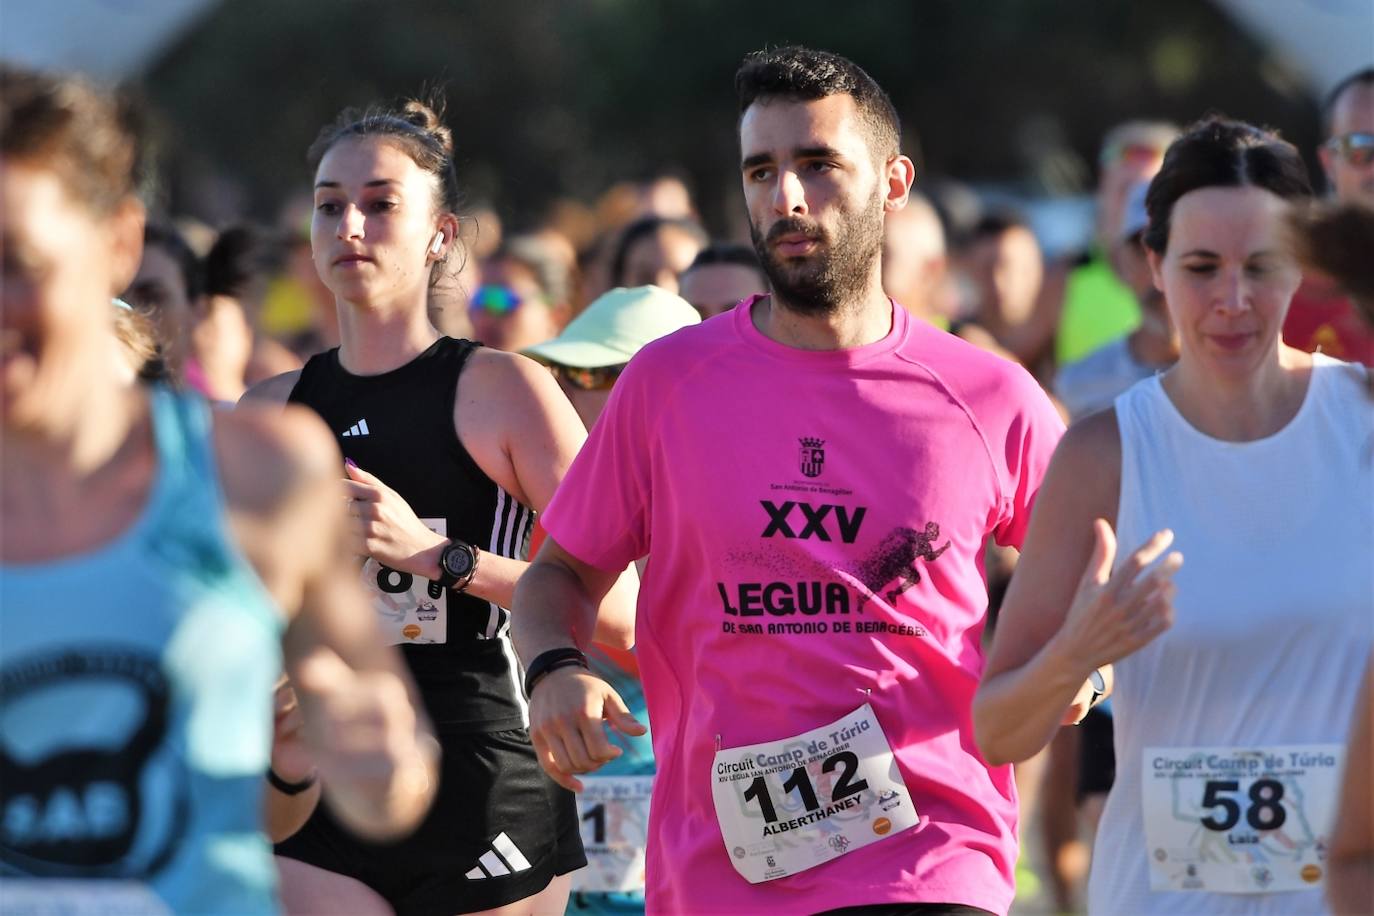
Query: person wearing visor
522 285 698 914
470 234 572 353
524 285 700 432
1055 181 1179 422
1050 121 1180 367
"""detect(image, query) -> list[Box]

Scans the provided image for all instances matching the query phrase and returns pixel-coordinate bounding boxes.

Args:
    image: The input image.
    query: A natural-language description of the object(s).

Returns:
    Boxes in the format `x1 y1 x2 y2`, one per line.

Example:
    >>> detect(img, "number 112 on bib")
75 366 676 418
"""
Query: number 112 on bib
711 704 918 884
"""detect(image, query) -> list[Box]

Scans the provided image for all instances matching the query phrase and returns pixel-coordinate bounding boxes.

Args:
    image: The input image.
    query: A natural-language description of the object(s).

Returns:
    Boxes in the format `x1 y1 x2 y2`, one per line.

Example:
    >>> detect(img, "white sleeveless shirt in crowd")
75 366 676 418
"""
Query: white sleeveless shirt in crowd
1088 354 1374 916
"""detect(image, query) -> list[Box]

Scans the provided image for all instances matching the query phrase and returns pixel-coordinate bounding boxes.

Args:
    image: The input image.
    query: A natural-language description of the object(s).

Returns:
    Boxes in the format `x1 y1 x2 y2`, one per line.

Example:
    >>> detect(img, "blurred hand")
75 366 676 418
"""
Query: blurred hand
269 674 315 783
292 645 437 824
343 461 446 574
1053 520 1183 675
527 666 646 792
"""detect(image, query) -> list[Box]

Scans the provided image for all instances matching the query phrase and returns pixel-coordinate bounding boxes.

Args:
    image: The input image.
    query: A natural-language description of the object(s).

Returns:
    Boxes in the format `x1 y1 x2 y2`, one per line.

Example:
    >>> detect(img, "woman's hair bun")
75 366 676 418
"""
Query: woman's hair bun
401 97 452 156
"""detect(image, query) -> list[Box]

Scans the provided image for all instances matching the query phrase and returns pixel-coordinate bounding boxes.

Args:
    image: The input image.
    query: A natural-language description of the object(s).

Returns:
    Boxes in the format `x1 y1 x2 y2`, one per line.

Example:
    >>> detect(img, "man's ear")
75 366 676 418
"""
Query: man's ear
883 155 917 212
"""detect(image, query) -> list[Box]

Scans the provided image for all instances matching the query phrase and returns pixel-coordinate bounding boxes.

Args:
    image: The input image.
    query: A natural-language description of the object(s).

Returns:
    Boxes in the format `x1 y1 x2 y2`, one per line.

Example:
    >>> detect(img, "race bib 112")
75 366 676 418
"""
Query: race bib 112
711 704 917 884
1143 744 1343 894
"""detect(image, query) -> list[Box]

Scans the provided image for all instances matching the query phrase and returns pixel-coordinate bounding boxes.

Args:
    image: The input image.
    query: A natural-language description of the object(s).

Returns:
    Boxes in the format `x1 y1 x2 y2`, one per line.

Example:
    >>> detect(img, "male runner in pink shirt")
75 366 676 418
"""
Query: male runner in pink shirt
514 47 1065 915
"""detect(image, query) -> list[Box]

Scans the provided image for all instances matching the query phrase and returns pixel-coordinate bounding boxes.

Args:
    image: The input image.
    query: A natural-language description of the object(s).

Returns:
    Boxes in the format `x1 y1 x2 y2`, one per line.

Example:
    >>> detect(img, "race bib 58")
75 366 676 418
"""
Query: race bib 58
1143 744 1343 894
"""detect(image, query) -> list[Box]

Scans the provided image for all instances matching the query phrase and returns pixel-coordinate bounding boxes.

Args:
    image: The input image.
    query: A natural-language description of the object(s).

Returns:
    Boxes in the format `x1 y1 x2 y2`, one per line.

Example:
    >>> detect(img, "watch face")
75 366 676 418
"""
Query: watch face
442 543 474 578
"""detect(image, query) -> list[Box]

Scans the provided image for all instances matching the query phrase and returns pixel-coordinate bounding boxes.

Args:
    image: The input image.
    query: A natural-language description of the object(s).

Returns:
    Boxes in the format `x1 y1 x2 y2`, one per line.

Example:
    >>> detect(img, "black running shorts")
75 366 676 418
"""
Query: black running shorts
275 728 585 915
1076 706 1116 801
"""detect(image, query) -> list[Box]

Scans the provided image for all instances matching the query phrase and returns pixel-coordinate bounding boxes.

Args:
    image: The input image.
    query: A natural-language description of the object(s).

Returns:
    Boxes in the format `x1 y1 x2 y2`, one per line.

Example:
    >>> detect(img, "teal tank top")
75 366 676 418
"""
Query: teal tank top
0 387 283 913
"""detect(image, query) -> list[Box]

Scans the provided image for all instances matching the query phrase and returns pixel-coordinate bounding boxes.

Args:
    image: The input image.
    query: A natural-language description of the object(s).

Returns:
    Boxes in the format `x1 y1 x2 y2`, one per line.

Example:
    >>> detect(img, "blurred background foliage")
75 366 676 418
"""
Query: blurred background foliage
139 0 1318 233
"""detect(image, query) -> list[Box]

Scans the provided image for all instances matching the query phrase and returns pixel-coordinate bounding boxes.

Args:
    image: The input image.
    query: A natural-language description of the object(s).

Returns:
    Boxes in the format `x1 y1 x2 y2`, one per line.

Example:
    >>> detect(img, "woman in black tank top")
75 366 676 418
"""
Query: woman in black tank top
243 98 636 916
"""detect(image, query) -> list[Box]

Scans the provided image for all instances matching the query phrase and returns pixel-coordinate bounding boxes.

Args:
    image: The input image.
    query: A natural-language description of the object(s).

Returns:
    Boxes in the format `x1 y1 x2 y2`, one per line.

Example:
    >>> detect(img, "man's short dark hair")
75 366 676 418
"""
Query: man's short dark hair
1322 67 1374 135
735 46 900 161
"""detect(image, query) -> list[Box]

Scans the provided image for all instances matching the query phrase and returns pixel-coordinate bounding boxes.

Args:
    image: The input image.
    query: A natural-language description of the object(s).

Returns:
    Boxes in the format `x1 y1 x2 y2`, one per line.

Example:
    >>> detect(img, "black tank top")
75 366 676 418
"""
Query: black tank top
289 338 532 733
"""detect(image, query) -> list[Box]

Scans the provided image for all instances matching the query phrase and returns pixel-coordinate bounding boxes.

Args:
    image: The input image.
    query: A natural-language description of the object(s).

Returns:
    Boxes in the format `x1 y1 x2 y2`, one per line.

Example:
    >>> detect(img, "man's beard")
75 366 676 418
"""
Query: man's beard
750 194 885 316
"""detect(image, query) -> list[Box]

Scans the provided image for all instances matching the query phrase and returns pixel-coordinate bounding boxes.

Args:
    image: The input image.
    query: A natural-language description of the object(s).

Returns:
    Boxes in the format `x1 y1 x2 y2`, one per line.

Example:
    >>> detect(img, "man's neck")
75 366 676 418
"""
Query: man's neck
755 282 893 351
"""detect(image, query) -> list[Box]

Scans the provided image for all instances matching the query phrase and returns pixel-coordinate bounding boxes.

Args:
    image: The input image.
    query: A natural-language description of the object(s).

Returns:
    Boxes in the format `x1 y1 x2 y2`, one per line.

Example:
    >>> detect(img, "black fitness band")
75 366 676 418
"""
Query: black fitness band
523 647 589 697
267 766 318 796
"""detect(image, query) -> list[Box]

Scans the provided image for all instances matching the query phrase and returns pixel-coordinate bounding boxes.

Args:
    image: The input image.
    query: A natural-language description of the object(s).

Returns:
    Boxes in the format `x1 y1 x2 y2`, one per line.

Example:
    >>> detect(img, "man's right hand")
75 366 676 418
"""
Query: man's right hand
528 665 646 791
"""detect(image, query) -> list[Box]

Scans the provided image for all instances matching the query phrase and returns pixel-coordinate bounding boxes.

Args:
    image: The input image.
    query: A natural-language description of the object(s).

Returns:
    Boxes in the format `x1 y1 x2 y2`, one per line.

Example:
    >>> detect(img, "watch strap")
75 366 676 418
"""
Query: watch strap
267 766 318 796
524 647 589 697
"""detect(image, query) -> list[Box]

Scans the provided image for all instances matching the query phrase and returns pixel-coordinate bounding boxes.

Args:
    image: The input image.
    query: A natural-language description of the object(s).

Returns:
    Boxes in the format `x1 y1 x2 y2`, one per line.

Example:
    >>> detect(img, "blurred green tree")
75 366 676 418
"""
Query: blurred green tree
141 0 1318 233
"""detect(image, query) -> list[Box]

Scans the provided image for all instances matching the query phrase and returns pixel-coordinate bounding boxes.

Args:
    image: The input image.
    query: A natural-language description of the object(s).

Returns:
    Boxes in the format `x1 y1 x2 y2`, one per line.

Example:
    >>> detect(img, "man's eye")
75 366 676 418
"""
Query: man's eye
747 168 773 183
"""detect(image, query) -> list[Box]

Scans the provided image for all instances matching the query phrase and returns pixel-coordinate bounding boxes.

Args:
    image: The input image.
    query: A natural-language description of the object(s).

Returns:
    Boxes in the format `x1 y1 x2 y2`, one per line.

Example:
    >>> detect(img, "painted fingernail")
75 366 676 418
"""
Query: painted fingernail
344 458 358 469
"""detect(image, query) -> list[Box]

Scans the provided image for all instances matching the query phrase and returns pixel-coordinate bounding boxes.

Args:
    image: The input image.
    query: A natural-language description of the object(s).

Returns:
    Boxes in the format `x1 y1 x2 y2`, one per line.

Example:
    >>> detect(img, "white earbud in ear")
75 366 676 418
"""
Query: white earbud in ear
429 231 444 256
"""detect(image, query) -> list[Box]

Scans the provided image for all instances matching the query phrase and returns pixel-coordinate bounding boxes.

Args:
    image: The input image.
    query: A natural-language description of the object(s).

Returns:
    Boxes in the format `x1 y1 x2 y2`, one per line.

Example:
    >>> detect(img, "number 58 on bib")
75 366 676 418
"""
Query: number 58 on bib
1142 744 1343 894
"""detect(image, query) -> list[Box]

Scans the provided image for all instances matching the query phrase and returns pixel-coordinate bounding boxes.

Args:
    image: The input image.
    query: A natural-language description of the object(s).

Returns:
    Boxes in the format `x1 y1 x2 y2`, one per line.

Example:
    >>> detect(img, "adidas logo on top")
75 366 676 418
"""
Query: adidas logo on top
464 831 532 880
341 419 370 438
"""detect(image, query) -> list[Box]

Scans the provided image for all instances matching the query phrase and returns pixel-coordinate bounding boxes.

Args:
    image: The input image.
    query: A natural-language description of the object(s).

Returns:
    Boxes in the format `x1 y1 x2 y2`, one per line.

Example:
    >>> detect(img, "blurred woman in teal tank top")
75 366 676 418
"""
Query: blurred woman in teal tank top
0 65 440 914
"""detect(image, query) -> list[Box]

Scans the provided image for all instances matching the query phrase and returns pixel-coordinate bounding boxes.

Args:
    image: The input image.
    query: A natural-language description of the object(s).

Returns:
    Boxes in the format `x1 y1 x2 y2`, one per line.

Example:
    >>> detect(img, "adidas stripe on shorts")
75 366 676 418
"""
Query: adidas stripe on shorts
276 728 585 914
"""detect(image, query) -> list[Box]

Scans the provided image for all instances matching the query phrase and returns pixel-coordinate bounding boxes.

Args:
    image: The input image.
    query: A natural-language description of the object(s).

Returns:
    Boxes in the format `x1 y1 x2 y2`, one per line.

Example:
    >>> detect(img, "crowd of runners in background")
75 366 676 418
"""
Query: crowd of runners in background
1 44 1372 916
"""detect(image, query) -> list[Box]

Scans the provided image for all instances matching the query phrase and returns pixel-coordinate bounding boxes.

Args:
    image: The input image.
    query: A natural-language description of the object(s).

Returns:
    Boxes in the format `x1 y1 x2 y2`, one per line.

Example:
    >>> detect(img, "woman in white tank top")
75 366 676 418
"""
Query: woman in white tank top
972 116 1373 916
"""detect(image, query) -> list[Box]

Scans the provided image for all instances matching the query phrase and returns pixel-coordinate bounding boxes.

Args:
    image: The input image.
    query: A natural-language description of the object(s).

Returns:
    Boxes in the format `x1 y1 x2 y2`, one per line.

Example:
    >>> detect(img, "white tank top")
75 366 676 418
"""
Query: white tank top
1088 355 1374 916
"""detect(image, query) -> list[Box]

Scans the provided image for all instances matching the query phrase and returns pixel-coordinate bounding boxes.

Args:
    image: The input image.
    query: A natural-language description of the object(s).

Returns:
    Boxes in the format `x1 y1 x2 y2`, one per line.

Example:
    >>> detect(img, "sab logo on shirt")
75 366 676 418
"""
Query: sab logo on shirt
0 648 191 879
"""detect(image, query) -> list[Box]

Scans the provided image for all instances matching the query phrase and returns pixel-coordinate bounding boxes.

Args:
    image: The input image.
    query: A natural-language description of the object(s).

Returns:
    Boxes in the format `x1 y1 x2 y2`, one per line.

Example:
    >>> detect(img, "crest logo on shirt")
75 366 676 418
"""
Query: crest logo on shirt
798 438 825 478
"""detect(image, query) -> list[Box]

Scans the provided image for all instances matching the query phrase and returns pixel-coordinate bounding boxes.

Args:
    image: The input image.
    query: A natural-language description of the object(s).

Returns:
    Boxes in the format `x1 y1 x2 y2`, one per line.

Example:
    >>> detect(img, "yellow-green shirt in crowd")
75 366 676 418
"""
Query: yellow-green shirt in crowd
1055 251 1140 365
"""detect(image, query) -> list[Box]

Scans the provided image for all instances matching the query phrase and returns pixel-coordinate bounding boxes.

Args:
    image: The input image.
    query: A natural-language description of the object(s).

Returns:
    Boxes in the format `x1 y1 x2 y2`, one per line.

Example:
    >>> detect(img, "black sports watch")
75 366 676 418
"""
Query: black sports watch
436 539 480 592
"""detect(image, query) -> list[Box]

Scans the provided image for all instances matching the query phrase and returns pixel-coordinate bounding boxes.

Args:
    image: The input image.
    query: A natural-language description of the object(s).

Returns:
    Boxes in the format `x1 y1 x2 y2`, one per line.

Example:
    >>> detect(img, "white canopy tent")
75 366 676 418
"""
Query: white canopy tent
1213 0 1373 97
0 0 216 84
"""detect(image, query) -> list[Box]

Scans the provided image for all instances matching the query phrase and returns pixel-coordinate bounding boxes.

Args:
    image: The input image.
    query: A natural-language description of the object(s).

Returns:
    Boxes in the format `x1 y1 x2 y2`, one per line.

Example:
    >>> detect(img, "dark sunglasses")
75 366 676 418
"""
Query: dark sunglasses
550 363 626 391
1324 132 1374 167
469 284 546 315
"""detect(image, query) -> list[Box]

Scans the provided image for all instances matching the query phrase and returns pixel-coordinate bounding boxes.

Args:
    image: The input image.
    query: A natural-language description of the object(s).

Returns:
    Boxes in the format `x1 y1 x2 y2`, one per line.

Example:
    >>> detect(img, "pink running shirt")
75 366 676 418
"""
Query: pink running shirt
542 298 1064 914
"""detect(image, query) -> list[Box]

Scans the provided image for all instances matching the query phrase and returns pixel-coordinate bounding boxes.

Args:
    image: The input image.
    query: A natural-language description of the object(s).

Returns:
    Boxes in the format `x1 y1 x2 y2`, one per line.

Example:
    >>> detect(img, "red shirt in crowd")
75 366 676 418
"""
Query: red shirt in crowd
1283 274 1374 366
